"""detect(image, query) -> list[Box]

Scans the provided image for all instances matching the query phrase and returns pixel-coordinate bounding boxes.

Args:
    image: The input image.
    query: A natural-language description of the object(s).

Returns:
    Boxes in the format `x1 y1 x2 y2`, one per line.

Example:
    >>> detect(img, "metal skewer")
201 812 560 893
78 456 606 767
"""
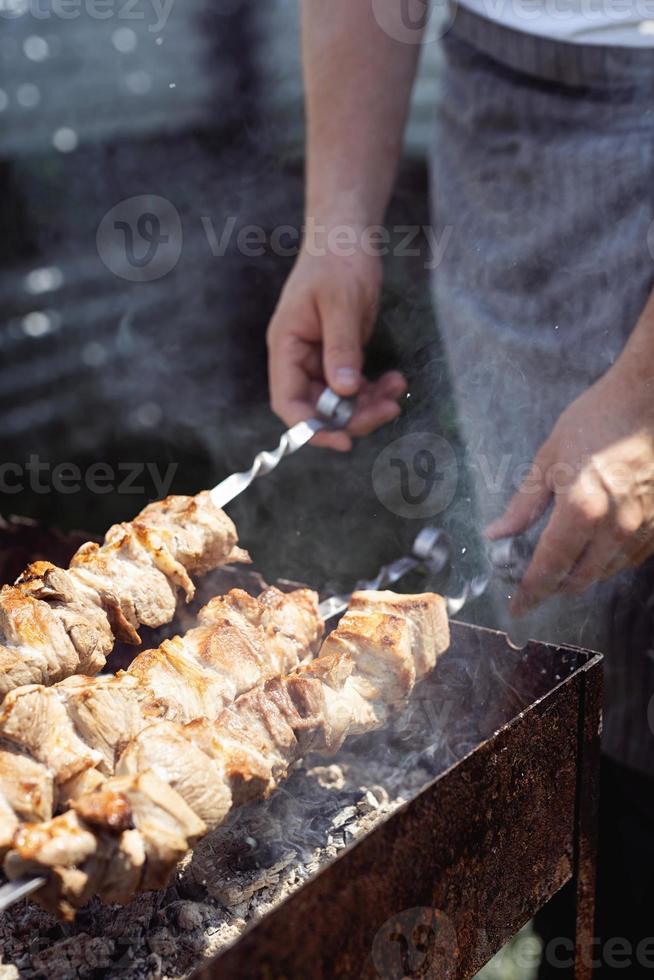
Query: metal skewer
0 874 45 910
445 573 490 616
441 534 537 616
486 535 535 587
211 388 355 509
318 526 450 621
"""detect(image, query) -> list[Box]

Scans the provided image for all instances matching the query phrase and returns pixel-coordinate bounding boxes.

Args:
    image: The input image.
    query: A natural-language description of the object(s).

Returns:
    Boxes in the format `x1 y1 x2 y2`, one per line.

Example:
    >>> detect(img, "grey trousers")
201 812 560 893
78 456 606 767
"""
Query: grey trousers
431 7 654 774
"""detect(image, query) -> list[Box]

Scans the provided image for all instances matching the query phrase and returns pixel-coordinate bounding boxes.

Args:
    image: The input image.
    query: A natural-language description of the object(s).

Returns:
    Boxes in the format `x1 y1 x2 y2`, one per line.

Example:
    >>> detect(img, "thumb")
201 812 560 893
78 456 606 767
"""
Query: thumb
485 447 553 540
322 301 364 397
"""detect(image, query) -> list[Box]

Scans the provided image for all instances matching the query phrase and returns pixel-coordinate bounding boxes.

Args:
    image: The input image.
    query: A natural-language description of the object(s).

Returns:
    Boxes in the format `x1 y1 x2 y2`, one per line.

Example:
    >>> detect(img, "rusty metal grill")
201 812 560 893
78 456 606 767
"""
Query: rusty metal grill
192 622 601 980
0 523 601 980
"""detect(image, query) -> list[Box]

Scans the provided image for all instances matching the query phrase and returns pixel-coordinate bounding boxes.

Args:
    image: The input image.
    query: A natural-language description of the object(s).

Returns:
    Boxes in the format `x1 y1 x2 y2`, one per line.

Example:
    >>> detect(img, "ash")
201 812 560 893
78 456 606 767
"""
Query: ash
0 698 456 980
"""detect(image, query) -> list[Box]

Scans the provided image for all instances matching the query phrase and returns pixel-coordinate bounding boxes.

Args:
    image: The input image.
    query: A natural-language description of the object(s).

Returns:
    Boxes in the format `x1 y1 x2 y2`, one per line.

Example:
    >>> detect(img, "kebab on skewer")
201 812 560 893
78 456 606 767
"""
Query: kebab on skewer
0 493 249 699
0 584 324 850
3 590 450 920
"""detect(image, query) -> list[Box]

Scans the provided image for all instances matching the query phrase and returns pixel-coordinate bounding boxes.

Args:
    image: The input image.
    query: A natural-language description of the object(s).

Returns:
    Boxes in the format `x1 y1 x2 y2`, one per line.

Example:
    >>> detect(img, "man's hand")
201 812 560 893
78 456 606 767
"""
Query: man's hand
267 247 407 451
486 362 654 616
267 0 420 450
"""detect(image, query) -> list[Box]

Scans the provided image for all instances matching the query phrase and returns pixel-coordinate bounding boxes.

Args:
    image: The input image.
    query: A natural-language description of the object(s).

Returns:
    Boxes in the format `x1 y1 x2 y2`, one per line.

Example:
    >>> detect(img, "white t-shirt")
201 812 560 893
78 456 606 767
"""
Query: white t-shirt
459 0 654 44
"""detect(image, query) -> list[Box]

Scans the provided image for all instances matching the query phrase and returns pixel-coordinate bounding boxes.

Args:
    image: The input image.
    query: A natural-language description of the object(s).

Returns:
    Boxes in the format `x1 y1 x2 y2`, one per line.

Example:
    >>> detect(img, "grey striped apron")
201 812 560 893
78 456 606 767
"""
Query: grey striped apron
431 6 654 773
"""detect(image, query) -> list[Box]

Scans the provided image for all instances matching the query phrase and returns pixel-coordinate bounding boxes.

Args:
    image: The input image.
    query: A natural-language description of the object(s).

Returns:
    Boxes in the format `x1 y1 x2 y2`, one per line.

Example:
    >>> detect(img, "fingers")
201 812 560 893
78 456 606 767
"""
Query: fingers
322 299 365 397
312 372 406 448
267 262 402 450
566 501 651 590
510 490 604 616
268 307 319 427
564 527 624 595
563 497 638 593
625 530 654 569
485 447 553 541
373 371 408 401
510 483 654 610
269 358 405 449
310 430 353 452
347 372 407 436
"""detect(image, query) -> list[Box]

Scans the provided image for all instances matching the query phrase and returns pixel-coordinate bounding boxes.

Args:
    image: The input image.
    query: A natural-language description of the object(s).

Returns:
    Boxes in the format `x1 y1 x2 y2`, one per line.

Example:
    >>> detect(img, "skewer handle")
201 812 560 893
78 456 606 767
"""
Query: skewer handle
486 534 535 586
0 874 46 912
210 388 355 509
445 531 538 616
318 527 449 621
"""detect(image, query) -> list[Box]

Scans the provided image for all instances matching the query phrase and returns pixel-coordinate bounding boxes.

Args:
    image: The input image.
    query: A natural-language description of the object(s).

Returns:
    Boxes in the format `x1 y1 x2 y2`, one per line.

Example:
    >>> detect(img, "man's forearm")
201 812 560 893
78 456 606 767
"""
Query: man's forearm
301 0 423 229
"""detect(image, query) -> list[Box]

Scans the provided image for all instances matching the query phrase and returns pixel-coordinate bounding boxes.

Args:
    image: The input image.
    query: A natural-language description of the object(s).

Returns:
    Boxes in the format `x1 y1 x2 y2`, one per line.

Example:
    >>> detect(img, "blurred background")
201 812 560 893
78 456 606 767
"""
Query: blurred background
0 0 479 590
0 3 539 974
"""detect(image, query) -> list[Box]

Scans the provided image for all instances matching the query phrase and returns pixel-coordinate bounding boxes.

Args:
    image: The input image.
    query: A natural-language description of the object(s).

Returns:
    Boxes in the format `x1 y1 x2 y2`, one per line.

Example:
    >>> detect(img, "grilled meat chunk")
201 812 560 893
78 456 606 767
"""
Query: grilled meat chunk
0 789 18 854
16 562 112 675
66 771 206 893
0 494 248 698
56 674 166 774
0 686 103 785
69 536 179 645
133 492 248 575
347 590 452 677
116 722 232 829
253 586 325 671
0 739 53 822
0 587 79 694
5 771 202 920
98 829 146 905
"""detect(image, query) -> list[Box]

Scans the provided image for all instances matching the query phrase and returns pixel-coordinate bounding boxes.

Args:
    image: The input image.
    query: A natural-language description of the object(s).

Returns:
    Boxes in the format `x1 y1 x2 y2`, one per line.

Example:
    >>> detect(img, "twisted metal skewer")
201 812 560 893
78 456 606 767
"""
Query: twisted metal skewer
320 529 530 621
211 389 354 509
318 526 449 621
